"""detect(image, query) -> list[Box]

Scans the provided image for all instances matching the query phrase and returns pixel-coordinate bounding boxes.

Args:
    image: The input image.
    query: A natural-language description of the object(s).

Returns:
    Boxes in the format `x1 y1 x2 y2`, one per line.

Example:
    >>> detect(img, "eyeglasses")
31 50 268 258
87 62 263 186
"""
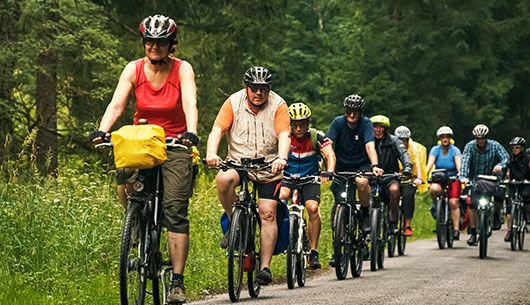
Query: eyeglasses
144 38 170 47
345 107 360 116
248 84 270 93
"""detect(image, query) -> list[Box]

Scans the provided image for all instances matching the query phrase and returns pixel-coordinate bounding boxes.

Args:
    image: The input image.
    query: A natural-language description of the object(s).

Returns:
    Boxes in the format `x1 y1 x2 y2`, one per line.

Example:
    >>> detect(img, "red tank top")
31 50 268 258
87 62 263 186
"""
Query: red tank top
133 57 187 137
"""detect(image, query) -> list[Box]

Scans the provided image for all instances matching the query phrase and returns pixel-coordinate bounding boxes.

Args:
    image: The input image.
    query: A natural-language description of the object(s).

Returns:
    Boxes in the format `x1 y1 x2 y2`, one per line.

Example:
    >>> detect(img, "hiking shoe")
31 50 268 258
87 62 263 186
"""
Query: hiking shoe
453 230 460 240
329 254 336 267
504 231 511 242
492 211 502 230
309 250 321 269
404 226 413 237
256 268 272 285
467 233 478 246
168 279 186 304
361 215 372 233
220 233 229 249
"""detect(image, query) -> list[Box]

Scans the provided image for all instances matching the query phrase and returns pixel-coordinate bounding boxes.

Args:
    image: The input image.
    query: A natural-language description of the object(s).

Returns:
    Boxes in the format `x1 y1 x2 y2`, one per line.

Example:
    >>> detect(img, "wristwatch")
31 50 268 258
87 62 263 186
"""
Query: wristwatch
278 156 288 162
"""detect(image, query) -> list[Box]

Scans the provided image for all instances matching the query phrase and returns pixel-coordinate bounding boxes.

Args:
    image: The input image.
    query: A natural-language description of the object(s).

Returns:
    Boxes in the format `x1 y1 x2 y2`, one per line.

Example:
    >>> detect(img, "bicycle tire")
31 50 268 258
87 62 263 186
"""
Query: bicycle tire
227 209 246 302
397 208 406 256
479 210 488 259
296 225 307 287
286 214 298 289
517 209 526 250
436 198 447 249
120 203 147 305
152 228 171 305
387 217 396 258
377 216 386 270
333 205 350 280
447 216 455 248
370 208 379 272
510 204 518 251
351 217 363 278
247 213 261 298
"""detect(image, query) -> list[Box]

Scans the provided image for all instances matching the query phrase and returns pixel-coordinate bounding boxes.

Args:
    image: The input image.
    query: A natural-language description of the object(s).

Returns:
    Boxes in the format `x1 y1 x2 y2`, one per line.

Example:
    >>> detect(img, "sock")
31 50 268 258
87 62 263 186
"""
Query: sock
172 273 184 283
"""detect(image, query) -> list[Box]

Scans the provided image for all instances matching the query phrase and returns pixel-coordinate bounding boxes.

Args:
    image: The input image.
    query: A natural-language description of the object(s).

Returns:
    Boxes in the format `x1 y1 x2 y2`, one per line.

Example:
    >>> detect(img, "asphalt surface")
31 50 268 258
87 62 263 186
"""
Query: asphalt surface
190 227 530 305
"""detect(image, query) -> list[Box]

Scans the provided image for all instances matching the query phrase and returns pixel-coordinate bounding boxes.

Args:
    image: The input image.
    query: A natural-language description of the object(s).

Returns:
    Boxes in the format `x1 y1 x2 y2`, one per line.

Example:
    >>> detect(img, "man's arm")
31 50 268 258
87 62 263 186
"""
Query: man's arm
460 143 472 179
206 126 224 167
271 131 290 175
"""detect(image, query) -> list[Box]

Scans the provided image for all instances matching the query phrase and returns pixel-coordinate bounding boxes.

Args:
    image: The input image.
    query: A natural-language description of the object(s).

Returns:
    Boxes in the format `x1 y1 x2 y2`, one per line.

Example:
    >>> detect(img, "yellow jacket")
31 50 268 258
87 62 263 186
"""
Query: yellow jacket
400 138 427 193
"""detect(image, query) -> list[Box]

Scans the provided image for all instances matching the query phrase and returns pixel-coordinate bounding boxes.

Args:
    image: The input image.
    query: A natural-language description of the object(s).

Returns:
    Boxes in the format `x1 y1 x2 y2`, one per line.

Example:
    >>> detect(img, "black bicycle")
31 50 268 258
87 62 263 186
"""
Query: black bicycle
211 158 270 302
387 179 417 257
331 171 368 280
98 139 184 305
430 169 459 249
283 174 319 289
368 172 402 272
502 179 530 251
475 175 500 259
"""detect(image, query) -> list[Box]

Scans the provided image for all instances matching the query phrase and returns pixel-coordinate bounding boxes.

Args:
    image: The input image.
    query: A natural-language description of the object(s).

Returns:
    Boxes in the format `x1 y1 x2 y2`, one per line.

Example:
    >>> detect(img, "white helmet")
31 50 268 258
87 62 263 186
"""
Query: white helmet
436 126 453 138
394 126 411 139
472 124 489 138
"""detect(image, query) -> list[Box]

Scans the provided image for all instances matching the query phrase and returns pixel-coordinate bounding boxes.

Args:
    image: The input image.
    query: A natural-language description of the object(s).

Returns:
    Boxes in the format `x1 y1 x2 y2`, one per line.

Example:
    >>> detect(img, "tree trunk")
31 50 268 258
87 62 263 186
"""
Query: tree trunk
35 1 59 176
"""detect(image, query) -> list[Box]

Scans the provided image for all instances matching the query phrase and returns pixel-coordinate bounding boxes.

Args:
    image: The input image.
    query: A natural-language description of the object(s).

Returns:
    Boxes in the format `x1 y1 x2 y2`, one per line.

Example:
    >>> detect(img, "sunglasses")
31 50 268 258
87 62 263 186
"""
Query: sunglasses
345 107 361 116
248 84 270 93
144 38 170 47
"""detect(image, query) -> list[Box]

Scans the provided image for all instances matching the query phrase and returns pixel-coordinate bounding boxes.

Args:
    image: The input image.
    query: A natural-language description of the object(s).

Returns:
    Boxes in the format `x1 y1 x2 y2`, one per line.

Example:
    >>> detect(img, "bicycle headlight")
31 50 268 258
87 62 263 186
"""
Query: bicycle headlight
479 198 488 208
133 181 144 192
340 192 347 199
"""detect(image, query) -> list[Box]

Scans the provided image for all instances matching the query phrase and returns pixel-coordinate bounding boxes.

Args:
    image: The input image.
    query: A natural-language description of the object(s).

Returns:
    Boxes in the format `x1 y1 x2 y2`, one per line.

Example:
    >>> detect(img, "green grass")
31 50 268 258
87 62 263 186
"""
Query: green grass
0 157 436 304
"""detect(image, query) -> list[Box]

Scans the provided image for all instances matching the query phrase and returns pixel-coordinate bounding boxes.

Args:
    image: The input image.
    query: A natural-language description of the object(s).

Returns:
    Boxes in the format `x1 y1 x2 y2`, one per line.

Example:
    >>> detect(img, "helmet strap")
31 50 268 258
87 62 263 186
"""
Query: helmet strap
148 57 169 66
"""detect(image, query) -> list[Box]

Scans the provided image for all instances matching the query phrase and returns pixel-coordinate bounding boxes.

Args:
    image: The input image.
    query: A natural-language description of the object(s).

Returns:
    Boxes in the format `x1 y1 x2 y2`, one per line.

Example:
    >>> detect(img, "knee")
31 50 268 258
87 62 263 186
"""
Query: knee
306 201 320 217
279 187 290 201
216 173 238 191
389 184 400 195
430 184 441 194
259 204 276 223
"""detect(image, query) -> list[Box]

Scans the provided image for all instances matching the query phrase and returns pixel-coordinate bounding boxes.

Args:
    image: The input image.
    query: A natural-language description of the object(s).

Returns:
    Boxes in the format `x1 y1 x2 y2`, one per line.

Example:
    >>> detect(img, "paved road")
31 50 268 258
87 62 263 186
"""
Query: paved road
191 228 530 305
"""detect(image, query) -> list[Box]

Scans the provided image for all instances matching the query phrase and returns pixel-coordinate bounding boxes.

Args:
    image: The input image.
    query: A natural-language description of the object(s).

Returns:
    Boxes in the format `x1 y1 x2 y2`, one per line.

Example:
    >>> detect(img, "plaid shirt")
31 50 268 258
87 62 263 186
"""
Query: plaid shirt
461 139 509 180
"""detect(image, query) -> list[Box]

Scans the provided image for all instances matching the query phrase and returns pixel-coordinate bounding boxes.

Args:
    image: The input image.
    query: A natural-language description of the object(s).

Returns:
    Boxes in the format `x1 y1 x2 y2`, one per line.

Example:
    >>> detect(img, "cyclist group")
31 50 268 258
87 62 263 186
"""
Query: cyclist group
90 15 530 304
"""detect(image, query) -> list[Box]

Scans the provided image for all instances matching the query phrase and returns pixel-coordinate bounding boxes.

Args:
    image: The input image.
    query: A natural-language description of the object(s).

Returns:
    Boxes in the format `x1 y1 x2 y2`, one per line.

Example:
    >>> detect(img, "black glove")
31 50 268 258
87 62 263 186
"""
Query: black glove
402 171 412 180
321 172 334 178
181 132 199 146
89 130 107 142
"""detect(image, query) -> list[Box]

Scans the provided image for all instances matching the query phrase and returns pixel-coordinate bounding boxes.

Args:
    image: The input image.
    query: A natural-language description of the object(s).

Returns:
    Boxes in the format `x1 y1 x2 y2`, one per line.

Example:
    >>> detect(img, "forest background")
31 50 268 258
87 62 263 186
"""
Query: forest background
0 0 529 304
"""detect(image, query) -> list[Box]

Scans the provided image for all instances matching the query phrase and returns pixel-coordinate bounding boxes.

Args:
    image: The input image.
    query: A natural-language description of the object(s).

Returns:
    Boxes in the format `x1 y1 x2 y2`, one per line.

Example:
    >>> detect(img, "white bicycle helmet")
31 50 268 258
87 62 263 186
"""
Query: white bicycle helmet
436 126 453 138
394 126 411 139
472 124 489 138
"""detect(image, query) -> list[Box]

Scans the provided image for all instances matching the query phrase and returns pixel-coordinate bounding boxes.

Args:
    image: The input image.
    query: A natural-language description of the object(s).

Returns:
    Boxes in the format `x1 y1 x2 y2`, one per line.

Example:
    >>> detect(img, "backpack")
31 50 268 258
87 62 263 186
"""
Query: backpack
308 127 322 160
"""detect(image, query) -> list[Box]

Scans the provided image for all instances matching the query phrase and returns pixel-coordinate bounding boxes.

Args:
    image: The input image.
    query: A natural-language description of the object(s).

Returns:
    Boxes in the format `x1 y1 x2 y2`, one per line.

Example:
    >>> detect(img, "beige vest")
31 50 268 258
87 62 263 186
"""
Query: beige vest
226 89 286 182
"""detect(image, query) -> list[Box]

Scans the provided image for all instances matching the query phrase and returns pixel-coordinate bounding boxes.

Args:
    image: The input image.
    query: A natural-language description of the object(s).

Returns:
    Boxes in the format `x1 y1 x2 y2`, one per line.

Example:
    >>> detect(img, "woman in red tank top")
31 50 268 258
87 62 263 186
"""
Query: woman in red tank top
90 15 198 304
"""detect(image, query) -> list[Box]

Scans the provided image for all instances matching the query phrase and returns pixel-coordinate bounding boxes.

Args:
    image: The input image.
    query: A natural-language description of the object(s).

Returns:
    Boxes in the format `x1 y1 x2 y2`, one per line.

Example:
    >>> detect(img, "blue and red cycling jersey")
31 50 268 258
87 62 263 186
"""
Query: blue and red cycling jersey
284 129 331 177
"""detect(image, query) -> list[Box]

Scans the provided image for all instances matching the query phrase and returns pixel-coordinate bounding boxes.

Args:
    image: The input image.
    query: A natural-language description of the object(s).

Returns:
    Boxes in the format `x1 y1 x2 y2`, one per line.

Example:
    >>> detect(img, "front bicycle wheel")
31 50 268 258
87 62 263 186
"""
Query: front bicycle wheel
478 210 488 259
447 217 455 248
247 212 261 298
377 218 386 269
397 208 406 256
369 208 380 272
333 205 350 280
296 224 308 287
436 198 447 249
227 209 246 302
120 203 147 305
510 204 518 251
286 214 298 289
517 207 525 250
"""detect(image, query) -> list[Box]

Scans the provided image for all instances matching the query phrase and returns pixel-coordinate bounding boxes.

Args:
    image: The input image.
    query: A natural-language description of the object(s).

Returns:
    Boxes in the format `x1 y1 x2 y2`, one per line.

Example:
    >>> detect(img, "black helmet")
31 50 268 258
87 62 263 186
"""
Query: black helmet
343 94 365 110
139 15 178 46
509 137 526 146
244 67 272 86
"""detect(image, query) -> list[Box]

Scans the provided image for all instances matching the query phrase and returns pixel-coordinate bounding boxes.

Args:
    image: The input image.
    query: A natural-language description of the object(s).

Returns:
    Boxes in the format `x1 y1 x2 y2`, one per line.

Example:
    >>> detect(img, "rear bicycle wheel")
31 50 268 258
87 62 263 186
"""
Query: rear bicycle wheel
510 204 518 251
397 208 406 256
436 198 447 249
286 214 298 289
369 208 380 272
387 217 396 258
333 205 350 280
478 210 488 259
351 217 363 278
227 209 246 302
152 227 172 305
120 203 147 305
517 207 525 250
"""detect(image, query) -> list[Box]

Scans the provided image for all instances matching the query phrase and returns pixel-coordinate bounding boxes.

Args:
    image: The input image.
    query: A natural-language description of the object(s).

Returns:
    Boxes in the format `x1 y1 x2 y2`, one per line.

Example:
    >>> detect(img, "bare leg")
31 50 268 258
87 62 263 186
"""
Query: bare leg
216 169 240 217
168 232 189 274
389 184 400 222
305 200 321 250
356 177 371 207
259 198 278 269
449 198 460 231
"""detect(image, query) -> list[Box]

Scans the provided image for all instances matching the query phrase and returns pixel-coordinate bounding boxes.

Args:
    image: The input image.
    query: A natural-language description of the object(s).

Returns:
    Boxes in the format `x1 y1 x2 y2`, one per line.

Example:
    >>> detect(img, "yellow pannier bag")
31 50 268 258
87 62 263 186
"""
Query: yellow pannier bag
111 124 167 169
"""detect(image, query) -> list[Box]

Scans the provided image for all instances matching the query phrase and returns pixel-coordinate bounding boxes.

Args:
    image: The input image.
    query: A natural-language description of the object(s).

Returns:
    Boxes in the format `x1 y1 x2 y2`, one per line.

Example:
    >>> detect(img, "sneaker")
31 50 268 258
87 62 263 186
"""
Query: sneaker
453 230 460 240
256 268 272 285
220 233 229 249
329 254 336 267
467 233 478 246
309 250 321 269
167 279 186 304
404 226 413 236
361 215 371 233
492 211 502 230
504 231 511 242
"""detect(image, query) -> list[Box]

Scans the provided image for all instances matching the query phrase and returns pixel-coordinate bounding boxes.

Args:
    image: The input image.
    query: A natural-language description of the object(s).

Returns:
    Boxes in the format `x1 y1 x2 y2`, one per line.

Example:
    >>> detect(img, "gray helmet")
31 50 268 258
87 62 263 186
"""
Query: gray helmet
472 124 489 138
343 94 365 110
394 126 411 139
436 126 453 138
244 67 272 86
509 137 526 146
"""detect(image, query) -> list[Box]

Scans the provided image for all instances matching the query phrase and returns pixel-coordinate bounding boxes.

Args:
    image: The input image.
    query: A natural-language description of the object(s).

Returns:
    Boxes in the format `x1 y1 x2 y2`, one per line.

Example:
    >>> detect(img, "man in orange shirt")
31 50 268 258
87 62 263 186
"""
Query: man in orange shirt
206 67 290 285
